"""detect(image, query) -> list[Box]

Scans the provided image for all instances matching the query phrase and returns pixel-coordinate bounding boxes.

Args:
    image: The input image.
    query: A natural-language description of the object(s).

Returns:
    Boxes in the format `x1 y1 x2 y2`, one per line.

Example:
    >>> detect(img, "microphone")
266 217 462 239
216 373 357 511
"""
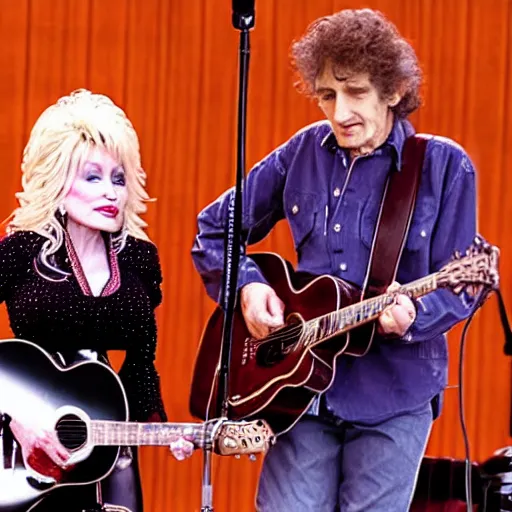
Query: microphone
232 0 255 30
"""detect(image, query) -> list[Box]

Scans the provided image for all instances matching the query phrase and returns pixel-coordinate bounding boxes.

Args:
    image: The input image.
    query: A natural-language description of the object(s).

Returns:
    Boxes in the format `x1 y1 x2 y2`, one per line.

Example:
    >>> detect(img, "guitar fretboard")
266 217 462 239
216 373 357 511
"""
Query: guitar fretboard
303 274 437 346
90 421 212 448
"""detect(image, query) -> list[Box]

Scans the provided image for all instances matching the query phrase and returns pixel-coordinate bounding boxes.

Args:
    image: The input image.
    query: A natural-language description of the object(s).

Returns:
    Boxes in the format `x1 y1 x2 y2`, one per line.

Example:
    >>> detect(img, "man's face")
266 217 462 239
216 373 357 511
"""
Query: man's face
314 64 399 155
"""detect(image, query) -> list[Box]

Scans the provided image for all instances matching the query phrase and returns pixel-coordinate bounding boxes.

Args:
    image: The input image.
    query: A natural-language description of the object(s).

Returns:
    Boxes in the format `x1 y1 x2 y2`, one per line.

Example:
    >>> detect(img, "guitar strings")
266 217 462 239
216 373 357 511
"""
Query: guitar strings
247 292 396 350
55 418 213 439
249 274 437 351
53 420 214 444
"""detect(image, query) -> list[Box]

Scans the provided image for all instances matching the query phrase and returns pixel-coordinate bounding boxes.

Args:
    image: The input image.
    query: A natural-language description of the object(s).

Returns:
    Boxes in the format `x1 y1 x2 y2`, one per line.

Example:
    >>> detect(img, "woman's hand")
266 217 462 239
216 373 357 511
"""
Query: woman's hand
169 437 195 461
10 416 72 481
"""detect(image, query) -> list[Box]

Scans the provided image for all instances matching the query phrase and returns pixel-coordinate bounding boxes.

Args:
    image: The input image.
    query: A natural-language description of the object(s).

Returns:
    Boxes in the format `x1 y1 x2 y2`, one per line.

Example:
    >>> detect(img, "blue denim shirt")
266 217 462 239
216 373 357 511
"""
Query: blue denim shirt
192 118 478 423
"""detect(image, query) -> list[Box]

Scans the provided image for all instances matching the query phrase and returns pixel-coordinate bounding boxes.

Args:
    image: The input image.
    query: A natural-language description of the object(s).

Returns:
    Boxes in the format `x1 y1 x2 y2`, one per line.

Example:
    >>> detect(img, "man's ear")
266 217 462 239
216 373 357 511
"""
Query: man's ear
389 92 402 108
389 82 408 108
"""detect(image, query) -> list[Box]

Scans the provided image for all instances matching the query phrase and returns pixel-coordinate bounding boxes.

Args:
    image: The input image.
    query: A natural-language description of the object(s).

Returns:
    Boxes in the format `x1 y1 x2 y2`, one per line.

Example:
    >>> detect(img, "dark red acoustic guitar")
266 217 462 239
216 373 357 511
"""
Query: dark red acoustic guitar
190 238 499 435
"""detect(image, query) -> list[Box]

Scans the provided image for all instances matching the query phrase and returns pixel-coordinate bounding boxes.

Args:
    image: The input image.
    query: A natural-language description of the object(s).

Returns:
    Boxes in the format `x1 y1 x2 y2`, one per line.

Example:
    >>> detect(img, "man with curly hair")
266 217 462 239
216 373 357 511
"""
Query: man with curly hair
192 8 479 511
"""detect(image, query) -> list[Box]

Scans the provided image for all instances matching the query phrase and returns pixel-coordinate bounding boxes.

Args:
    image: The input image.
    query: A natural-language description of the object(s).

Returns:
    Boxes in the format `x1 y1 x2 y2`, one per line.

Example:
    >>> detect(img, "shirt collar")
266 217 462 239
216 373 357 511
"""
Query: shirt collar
320 118 416 171
386 117 415 170
320 131 339 154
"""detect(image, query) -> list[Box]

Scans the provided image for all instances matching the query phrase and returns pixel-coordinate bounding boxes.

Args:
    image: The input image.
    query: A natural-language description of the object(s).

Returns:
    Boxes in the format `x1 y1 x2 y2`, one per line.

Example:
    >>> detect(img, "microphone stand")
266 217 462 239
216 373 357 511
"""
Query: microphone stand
200 5 255 512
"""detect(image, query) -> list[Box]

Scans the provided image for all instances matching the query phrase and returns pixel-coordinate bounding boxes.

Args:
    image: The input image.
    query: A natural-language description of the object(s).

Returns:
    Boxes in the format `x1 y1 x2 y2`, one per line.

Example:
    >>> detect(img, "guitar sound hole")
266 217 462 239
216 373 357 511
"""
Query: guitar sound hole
256 323 302 367
55 413 87 450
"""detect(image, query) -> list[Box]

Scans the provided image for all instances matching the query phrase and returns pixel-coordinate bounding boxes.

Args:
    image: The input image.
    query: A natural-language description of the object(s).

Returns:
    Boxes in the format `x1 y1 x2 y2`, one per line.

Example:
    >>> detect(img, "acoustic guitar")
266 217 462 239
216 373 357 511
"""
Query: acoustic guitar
190 238 499 435
0 339 274 512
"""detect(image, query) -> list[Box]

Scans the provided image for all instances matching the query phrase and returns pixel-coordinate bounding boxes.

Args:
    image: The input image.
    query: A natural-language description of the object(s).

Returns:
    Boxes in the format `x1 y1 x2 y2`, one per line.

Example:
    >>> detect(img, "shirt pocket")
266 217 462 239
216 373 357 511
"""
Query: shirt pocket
284 190 321 251
359 194 436 253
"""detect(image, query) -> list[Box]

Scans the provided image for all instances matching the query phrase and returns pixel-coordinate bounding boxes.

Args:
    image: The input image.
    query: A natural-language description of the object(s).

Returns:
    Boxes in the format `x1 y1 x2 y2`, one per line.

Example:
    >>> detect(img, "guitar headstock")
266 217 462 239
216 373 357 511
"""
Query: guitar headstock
437 236 500 293
214 419 275 456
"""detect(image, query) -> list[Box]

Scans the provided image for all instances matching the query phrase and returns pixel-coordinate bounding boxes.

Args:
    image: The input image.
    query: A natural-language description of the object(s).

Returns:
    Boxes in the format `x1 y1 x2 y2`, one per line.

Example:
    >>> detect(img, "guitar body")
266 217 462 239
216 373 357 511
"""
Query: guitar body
0 339 127 512
190 253 375 434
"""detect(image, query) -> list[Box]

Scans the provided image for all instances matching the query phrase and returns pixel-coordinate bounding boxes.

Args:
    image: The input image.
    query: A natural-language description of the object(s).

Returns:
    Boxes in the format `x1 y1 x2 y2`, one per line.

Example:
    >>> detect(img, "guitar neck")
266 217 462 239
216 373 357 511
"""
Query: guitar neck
90 421 212 449
308 273 438 343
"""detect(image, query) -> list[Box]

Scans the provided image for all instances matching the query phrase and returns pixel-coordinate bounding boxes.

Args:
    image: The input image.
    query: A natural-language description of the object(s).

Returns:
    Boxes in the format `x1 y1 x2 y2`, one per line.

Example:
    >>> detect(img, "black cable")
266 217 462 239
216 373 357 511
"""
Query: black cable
458 311 474 512
458 290 491 512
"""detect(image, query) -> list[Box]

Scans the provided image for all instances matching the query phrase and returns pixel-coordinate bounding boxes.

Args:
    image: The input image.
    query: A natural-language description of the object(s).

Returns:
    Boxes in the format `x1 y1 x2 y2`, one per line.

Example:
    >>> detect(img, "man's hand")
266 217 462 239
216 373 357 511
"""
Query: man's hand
378 282 417 337
240 282 285 339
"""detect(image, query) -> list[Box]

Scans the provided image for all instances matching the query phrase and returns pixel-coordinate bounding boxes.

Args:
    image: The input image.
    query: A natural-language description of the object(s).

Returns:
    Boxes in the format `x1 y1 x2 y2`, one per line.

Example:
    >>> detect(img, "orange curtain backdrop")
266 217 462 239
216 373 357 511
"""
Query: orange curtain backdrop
0 0 511 510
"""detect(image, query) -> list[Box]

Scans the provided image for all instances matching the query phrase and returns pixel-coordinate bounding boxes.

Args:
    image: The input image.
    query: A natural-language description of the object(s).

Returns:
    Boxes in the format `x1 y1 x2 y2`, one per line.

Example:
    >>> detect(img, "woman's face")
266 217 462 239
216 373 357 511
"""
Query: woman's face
63 146 128 233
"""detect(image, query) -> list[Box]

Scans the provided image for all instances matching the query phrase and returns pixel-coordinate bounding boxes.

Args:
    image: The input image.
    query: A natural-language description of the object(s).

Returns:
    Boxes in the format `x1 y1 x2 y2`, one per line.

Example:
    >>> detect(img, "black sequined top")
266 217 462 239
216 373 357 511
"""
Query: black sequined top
0 230 167 422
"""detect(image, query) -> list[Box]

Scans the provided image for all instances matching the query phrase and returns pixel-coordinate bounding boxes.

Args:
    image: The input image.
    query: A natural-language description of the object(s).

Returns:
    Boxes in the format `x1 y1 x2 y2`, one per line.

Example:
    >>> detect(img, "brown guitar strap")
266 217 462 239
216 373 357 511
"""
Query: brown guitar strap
363 134 432 299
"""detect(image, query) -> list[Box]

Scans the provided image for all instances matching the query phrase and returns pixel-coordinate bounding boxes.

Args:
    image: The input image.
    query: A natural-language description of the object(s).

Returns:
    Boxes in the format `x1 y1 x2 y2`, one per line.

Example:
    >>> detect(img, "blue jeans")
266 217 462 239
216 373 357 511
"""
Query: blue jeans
256 403 433 512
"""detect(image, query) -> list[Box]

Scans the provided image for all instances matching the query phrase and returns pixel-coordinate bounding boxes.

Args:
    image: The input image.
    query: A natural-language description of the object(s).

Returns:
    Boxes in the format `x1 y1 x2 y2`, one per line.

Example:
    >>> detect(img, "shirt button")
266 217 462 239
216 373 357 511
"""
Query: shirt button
339 263 348 271
420 229 427 238
292 204 299 215
333 223 341 233
333 187 341 197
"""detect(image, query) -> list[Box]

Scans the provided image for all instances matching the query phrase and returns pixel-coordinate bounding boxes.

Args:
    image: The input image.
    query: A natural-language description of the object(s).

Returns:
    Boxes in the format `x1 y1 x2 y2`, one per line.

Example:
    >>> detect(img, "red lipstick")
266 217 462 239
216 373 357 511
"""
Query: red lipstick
96 206 119 217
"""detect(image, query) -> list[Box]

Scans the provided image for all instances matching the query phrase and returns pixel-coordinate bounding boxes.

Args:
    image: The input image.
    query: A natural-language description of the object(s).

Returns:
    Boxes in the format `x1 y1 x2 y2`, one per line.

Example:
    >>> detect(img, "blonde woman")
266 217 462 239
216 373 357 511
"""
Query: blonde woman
0 90 191 511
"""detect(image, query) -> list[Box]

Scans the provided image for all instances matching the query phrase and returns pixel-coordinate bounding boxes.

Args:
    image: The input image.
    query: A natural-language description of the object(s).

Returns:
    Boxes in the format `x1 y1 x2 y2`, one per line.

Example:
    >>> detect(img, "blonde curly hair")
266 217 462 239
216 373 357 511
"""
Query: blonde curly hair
7 89 153 275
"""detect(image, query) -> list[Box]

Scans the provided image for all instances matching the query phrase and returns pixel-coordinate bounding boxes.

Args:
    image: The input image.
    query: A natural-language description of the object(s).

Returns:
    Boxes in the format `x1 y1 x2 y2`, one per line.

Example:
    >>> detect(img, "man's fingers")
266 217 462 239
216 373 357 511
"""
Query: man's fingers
379 301 416 336
395 295 416 320
247 321 270 339
246 300 284 339
379 309 397 333
267 294 285 325
391 306 413 326
387 281 401 293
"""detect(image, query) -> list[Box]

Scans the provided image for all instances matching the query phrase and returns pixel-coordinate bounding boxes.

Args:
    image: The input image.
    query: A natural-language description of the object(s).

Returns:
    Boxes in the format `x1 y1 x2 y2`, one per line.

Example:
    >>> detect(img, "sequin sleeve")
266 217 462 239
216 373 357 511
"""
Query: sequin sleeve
119 353 168 422
123 237 163 309
142 242 163 309
118 237 167 422
0 231 42 303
